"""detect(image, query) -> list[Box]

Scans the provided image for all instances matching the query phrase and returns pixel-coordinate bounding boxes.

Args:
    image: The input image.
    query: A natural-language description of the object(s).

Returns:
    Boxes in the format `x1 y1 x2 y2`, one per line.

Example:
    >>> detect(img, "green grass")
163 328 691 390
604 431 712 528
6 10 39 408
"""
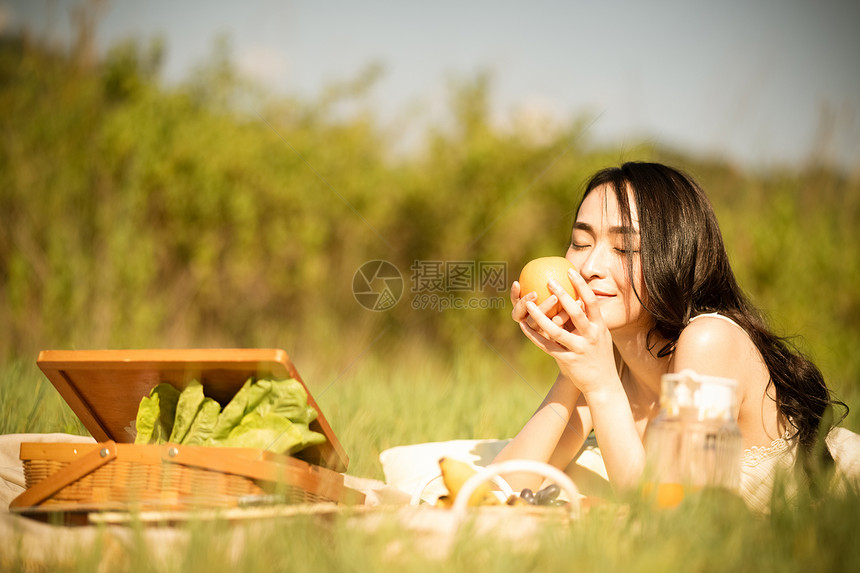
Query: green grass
2 351 859 572
0 359 87 435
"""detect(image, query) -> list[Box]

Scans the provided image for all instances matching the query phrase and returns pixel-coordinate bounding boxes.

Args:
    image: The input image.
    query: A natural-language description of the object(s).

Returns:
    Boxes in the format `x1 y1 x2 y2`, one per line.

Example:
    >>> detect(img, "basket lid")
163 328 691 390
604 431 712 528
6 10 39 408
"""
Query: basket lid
36 348 349 472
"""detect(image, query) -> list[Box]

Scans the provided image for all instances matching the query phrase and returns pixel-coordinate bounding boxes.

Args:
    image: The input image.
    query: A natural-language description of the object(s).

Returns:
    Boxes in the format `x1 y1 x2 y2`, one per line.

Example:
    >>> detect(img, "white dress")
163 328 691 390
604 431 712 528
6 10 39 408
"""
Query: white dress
685 313 860 512
739 429 797 511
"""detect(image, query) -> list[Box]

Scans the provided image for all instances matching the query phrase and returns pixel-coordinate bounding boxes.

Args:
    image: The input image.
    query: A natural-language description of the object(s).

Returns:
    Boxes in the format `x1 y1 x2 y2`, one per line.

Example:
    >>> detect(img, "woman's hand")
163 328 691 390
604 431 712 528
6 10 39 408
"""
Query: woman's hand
512 268 643 490
511 281 571 332
519 269 619 397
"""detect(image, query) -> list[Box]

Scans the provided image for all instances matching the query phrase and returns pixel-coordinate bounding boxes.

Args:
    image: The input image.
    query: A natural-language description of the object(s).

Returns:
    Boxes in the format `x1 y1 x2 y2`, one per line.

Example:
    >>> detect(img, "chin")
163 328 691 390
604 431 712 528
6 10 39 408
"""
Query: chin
605 313 648 334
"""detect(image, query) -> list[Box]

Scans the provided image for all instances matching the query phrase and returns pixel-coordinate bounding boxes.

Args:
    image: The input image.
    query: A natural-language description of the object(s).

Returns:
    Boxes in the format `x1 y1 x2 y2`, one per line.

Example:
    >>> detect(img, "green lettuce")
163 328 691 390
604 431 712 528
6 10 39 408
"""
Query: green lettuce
169 380 205 444
208 378 273 442
256 378 318 425
132 377 326 454
134 383 180 444
207 378 325 453
182 397 221 445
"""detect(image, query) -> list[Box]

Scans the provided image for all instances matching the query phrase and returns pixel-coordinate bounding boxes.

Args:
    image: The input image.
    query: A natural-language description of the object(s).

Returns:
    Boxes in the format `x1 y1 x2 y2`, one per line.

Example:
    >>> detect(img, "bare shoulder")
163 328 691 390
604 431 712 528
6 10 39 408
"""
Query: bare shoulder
672 315 780 447
672 315 765 382
676 314 750 354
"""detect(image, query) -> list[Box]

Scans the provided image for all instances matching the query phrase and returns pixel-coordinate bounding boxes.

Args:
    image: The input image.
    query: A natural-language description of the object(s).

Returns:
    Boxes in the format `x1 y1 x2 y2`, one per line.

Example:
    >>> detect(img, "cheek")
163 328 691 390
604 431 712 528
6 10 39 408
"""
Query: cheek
633 260 647 295
616 259 645 300
612 260 633 289
564 249 580 268
633 261 645 291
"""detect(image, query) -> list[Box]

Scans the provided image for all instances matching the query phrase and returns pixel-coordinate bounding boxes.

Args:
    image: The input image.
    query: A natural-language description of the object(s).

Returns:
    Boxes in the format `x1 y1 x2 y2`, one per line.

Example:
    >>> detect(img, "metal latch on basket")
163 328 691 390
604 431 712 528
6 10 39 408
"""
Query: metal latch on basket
10 441 118 510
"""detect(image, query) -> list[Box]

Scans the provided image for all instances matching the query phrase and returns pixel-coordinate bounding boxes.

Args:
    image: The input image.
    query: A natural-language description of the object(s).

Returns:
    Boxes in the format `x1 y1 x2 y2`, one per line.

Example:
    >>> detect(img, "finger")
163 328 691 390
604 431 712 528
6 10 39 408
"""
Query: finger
552 308 571 327
561 272 606 335
537 293 558 316
510 281 522 306
545 278 584 333
566 269 602 320
525 301 572 346
547 278 581 319
512 289 537 322
565 296 592 335
519 319 567 354
525 294 558 331
511 281 533 319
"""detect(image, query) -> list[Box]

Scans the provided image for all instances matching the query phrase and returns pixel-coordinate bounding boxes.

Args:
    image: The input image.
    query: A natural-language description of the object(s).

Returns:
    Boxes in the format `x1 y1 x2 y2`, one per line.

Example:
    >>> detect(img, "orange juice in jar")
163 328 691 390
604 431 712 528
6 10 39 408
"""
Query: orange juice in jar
643 370 742 508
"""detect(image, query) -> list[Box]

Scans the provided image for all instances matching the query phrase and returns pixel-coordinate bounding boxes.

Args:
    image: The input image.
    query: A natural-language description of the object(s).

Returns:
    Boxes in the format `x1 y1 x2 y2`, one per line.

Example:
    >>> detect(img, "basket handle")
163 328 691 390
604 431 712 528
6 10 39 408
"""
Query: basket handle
161 445 322 483
451 459 581 517
160 445 365 505
410 471 515 506
10 441 117 510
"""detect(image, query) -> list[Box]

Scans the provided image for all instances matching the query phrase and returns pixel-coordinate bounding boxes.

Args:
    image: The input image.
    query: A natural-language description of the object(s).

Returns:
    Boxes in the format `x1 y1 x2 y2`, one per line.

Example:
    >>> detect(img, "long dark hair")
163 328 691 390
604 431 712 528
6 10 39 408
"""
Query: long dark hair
577 162 846 463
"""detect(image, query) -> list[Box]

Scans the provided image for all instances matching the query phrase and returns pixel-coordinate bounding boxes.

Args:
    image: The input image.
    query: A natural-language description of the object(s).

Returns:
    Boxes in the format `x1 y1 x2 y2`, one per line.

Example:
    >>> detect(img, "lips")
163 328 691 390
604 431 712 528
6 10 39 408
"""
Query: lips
590 289 616 298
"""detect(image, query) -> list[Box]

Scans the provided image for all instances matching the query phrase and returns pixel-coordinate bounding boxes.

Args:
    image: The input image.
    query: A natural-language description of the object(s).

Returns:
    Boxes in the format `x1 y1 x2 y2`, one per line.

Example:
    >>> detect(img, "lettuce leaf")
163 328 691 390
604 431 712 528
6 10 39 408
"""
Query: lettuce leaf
209 378 325 453
208 378 272 442
221 411 326 454
256 378 318 425
133 395 158 445
181 397 221 445
169 380 205 444
132 377 326 455
133 383 180 444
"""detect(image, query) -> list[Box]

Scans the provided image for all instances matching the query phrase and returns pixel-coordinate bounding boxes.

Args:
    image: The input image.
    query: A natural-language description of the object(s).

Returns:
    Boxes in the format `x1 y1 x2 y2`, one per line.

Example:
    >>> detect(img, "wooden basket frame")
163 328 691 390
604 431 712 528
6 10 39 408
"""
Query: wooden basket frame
11 348 363 518
11 441 362 515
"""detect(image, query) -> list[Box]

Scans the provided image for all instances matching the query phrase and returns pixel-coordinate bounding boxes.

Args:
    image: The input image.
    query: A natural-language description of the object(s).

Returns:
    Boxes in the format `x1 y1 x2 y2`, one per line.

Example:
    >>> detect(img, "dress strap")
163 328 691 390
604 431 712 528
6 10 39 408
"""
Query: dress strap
687 312 744 331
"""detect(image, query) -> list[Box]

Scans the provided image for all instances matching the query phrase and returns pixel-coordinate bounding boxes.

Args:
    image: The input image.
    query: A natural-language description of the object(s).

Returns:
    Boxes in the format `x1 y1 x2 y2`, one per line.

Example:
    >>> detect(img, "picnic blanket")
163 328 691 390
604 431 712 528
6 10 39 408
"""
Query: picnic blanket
2 434 128 568
0 432 608 567
3 428 859 567
377 436 610 504
0 432 397 569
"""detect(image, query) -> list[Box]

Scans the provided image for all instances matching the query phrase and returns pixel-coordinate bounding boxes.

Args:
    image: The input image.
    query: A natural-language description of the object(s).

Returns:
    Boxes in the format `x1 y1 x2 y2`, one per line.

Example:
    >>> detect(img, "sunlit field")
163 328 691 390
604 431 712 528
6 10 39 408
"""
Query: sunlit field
3 354 860 572
2 23 860 572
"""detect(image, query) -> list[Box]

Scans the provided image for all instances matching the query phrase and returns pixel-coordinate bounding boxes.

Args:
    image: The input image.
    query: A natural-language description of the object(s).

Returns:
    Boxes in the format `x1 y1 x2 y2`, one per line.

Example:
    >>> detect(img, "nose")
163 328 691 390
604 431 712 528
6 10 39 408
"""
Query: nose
576 245 610 280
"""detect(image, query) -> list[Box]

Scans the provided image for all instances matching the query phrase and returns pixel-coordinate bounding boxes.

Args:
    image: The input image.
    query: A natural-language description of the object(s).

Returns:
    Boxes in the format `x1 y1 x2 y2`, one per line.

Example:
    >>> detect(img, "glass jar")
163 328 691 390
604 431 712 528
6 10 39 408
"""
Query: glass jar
643 370 743 505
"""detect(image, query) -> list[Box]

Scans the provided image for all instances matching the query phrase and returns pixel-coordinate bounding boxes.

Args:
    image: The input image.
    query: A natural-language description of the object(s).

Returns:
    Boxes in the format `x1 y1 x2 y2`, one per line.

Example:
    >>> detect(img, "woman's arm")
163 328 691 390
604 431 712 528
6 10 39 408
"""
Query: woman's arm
520 273 646 490
495 280 592 491
581 382 644 489
493 372 592 491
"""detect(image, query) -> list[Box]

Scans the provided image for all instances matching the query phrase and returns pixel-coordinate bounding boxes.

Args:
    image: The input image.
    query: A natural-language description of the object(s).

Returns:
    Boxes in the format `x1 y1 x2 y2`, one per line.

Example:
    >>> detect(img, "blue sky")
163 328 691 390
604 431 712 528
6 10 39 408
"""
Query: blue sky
4 0 859 171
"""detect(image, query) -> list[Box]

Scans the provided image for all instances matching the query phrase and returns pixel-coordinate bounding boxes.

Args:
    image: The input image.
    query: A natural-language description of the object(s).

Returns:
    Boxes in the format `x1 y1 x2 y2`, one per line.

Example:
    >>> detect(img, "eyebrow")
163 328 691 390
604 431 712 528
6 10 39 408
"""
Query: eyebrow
573 222 639 235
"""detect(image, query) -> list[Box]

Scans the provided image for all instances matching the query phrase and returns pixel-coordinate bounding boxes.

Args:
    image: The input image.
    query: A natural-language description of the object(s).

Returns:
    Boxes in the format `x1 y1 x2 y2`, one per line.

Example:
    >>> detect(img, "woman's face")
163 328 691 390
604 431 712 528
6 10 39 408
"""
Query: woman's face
565 184 650 334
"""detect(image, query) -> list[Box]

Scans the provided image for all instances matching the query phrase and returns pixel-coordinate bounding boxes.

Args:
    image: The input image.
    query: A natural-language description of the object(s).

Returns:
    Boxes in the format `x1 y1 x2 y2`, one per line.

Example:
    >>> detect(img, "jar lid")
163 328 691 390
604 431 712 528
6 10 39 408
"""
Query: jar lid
660 369 738 421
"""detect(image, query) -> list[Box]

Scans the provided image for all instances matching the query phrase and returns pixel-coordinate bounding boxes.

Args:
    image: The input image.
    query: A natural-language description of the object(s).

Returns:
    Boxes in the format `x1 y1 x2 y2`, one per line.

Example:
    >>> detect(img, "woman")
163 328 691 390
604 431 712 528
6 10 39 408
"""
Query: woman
494 161 846 508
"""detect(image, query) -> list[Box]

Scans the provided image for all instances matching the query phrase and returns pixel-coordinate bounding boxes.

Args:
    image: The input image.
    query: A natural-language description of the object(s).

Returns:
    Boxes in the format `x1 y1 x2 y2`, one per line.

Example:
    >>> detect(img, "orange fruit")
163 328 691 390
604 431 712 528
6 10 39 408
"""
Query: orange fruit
655 482 686 509
518 256 578 317
641 482 688 509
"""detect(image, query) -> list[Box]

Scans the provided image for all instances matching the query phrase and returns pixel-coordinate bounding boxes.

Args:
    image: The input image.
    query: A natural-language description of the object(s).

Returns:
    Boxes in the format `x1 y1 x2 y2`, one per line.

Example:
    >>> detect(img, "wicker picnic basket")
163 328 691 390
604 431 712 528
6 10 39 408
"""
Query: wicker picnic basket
10 348 364 520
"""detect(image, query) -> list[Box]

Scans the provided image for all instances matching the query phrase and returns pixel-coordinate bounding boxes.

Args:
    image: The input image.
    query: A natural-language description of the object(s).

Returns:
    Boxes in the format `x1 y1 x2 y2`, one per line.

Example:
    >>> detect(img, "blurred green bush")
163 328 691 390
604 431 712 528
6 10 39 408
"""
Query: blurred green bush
0 34 857 428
